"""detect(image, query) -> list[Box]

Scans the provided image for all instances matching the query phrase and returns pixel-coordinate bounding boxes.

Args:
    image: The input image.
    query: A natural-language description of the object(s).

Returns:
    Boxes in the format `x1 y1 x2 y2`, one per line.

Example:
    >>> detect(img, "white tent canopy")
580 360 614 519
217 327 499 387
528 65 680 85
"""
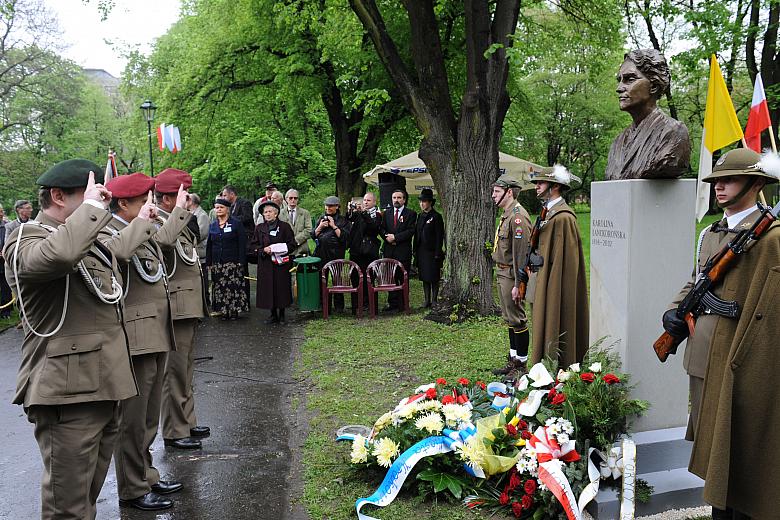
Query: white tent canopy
362 150 540 195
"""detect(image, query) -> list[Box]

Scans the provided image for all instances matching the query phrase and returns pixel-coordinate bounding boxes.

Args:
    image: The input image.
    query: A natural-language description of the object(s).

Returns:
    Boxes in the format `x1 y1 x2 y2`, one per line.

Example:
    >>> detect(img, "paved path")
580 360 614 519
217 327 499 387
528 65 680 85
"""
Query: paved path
0 306 309 520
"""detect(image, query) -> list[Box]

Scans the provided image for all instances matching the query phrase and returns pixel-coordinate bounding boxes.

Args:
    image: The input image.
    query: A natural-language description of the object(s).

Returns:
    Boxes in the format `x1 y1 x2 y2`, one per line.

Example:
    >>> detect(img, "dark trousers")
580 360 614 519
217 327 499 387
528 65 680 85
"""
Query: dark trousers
201 262 210 307
387 257 411 309
351 254 376 309
0 265 11 317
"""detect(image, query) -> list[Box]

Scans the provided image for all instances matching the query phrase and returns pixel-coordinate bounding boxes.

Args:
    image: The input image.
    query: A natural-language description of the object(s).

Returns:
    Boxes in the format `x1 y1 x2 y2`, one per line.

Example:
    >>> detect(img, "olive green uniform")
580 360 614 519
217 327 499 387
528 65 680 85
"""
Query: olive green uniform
4 203 139 519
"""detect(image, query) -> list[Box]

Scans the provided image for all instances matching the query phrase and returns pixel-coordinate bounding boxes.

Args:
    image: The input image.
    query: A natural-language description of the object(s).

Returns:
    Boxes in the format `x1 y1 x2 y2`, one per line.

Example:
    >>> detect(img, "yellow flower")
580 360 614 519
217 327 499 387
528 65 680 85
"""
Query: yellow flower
373 412 392 432
442 404 472 427
372 437 400 468
350 435 369 464
456 438 485 470
415 412 444 434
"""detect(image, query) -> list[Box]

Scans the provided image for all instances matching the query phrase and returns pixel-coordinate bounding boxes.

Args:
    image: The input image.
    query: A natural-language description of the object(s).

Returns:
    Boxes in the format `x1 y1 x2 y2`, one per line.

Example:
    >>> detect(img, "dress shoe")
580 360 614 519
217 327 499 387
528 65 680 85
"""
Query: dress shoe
119 492 173 511
264 315 279 325
164 437 202 449
190 425 211 437
151 480 183 495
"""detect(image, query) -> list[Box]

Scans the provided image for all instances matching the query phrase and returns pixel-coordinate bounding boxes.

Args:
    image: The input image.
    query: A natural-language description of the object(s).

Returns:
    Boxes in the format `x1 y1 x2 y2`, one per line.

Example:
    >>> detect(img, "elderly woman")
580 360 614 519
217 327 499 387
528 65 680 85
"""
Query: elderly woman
251 201 296 324
206 198 249 320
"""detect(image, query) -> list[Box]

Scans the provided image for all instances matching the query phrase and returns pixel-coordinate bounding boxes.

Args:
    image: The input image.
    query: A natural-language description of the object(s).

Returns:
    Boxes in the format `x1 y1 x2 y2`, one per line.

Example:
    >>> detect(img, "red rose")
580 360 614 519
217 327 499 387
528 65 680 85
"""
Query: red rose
547 388 557 399
521 494 534 510
508 472 521 490
441 395 455 405
603 373 621 385
499 492 510 505
580 372 595 383
551 392 566 406
521 430 532 440
511 501 523 517
456 394 469 404
425 388 437 399
506 423 518 436
458 377 470 385
524 479 537 495
517 419 528 430
436 378 447 385
476 381 486 390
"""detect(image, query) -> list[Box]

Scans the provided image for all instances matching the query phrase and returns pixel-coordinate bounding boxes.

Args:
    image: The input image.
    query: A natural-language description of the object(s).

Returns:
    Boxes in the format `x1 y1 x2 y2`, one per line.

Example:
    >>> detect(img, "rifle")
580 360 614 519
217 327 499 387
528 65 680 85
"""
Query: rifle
516 206 548 302
654 199 780 362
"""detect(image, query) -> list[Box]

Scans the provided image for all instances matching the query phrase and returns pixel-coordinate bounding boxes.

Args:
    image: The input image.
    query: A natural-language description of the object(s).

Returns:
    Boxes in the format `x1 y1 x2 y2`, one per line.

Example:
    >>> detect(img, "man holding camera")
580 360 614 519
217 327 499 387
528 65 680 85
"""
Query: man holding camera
312 196 351 312
348 192 382 307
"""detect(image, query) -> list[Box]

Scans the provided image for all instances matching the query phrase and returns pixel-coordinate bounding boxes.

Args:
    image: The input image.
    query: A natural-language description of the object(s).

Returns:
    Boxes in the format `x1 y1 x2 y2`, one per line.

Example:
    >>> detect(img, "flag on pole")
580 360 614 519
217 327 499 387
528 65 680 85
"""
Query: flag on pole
158 123 168 151
744 75 772 153
696 55 745 221
104 150 118 185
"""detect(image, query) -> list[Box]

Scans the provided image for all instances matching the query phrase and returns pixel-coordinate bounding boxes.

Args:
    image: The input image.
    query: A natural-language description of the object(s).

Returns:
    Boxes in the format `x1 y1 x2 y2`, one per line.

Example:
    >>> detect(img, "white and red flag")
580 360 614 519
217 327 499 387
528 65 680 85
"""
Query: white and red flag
104 150 118 184
744 74 773 153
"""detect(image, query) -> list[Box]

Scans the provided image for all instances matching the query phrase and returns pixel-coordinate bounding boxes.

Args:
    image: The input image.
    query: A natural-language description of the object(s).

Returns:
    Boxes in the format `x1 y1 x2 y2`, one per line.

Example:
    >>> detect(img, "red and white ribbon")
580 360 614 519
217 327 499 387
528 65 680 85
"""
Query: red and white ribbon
529 426 582 520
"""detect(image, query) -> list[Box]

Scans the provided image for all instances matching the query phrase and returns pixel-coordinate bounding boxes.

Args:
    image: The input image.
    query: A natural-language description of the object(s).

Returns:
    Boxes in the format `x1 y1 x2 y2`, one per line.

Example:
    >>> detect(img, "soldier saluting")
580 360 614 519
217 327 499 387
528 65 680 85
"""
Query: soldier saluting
3 160 146 519
490 174 533 376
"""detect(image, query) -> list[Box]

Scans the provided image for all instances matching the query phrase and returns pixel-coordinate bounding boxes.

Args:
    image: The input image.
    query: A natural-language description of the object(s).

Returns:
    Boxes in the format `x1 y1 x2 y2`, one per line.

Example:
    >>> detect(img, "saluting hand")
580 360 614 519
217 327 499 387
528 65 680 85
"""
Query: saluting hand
137 191 159 221
83 171 112 209
175 184 189 209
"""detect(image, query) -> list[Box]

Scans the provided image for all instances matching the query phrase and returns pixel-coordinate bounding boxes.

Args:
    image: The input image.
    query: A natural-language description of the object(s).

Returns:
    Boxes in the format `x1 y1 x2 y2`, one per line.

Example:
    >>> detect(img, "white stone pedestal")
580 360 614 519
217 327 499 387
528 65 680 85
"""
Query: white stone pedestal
589 179 694 432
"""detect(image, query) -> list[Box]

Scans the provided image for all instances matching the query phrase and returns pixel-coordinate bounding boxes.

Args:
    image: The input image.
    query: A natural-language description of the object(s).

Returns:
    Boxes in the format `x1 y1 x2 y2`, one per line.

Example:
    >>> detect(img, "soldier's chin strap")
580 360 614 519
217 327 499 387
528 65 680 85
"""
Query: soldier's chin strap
536 183 552 202
717 177 757 208
495 187 510 207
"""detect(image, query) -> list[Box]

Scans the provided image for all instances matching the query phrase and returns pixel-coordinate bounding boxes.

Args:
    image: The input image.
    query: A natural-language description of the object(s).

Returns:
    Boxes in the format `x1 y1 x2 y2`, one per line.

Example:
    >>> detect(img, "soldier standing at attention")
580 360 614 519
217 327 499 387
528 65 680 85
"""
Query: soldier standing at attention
661 148 780 520
528 165 589 367
3 160 141 519
490 174 533 376
156 169 211 449
101 173 191 511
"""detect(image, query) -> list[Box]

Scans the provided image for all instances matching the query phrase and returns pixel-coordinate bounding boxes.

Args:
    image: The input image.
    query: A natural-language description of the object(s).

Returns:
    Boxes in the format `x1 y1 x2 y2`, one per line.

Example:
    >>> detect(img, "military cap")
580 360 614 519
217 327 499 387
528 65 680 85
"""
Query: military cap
703 148 779 184
493 173 522 189
106 173 155 199
155 168 192 193
324 195 340 206
37 159 103 188
418 188 436 202
258 200 280 213
528 164 581 190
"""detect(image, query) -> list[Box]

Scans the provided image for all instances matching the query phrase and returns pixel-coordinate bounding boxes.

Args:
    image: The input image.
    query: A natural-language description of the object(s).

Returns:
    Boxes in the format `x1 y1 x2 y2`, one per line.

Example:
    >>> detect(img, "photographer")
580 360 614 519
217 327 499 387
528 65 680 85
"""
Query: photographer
348 192 382 308
312 196 351 312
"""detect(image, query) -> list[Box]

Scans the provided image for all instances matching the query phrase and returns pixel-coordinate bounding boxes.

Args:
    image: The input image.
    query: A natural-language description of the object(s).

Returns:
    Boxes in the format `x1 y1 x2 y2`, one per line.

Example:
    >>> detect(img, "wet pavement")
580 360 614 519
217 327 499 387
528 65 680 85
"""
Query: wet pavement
0 306 310 520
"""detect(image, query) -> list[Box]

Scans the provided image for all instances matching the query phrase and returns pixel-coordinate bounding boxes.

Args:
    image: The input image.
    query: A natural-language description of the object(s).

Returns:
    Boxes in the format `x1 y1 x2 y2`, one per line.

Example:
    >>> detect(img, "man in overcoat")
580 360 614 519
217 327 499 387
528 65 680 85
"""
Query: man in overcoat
381 189 417 311
528 165 589 367
3 160 143 519
661 148 780 519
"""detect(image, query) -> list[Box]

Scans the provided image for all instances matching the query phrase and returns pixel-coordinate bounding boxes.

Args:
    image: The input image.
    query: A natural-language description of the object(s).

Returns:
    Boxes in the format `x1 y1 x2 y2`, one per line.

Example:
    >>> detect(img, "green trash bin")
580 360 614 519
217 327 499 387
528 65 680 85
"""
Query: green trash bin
294 256 321 311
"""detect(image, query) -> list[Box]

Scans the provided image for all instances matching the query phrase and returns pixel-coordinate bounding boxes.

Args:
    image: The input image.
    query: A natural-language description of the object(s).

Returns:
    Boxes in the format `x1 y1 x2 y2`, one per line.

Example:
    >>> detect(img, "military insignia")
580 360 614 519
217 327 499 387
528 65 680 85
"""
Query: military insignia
514 229 523 239
427 218 433 224
715 156 726 166
144 259 153 270
93 276 103 289
514 218 521 224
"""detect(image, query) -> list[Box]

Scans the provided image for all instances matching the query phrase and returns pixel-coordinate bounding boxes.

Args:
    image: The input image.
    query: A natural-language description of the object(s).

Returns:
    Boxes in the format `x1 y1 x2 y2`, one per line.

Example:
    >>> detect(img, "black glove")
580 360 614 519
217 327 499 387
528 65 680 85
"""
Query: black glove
516 268 529 285
662 309 689 339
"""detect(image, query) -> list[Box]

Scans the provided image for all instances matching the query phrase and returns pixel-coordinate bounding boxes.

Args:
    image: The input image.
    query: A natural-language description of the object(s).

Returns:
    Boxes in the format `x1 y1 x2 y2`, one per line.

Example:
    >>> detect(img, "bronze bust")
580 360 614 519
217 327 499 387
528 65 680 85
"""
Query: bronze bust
605 49 691 180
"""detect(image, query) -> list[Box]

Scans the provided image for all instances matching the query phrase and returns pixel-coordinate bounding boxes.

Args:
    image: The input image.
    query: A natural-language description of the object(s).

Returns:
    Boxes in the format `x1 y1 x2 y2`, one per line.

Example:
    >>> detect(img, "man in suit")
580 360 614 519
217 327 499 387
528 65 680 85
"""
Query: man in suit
381 188 417 311
4 199 33 241
3 160 144 519
348 192 382 307
158 169 211 450
278 189 312 257
101 173 191 511
221 184 253 301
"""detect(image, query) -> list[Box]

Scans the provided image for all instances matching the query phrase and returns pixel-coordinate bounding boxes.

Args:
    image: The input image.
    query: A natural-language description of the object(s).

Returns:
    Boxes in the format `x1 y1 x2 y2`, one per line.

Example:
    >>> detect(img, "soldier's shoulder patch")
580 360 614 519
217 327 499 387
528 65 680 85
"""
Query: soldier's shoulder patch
513 206 522 214
514 228 523 239
514 218 522 225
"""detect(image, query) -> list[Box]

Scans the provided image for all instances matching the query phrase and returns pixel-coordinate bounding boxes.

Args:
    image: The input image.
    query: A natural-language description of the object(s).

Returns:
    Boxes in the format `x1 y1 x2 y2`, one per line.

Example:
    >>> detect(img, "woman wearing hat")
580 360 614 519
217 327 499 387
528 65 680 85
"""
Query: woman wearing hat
250 201 296 324
413 188 445 307
206 198 249 320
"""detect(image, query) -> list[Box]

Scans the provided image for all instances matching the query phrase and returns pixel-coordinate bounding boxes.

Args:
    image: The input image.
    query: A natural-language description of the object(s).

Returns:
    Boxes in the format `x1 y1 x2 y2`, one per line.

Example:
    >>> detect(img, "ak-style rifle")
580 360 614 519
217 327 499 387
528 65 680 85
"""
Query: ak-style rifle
654 199 780 362
516 206 548 302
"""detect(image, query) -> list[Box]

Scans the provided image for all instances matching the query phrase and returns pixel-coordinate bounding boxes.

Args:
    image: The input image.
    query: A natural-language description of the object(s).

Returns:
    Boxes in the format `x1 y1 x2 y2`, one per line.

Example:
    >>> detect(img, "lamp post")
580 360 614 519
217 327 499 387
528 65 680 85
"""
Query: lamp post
139 100 157 176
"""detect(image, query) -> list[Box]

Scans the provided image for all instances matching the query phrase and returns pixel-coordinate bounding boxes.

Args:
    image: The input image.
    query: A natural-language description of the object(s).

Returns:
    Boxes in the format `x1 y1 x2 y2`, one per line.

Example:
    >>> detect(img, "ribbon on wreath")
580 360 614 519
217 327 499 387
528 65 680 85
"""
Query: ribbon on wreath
528 426 583 520
576 439 637 519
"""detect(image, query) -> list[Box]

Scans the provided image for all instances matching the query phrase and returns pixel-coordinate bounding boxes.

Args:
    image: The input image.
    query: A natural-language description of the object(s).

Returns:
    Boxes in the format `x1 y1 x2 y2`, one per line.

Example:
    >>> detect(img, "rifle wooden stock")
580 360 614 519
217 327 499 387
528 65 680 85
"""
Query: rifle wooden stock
653 331 683 362
517 276 528 302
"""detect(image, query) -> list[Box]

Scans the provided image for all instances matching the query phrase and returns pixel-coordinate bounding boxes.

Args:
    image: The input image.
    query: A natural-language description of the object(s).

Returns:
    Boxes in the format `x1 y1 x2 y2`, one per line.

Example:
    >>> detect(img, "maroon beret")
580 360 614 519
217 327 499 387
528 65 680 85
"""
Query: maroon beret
106 173 155 199
155 168 192 194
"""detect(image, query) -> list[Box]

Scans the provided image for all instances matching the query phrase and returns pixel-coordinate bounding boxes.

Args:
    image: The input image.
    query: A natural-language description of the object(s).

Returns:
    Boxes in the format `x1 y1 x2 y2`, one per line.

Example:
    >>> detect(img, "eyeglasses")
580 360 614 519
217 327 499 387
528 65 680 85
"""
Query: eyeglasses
288 196 298 200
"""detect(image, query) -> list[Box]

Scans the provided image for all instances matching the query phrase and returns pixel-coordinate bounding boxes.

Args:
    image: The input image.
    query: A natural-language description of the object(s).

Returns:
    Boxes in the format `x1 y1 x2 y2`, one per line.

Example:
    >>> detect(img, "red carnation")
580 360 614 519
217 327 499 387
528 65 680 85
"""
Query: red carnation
499 492 510 505
512 501 523 517
425 388 437 399
551 392 566 406
547 388 557 399
524 479 537 495
517 419 528 430
603 373 621 385
521 430 532 440
580 372 595 383
458 377 470 385
521 494 534 510
441 395 455 405
456 394 469 404
436 378 447 385
476 381 486 390
506 423 518 436
508 472 522 490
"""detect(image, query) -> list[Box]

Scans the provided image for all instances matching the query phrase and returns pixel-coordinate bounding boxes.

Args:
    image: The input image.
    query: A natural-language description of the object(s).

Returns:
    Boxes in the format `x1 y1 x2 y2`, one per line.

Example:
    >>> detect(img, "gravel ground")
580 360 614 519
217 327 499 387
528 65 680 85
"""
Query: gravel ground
579 505 710 520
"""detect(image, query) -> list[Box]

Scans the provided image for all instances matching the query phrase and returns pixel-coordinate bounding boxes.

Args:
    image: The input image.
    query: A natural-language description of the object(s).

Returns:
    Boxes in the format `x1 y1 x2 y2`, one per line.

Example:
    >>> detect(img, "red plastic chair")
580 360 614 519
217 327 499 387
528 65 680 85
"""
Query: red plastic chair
366 258 409 318
320 259 363 319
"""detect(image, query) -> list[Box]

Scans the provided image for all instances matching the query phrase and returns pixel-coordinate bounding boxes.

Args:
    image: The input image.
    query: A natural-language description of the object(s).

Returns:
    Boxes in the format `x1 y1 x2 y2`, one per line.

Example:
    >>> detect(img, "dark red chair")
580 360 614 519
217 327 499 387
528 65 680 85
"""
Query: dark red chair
320 259 363 319
366 258 409 318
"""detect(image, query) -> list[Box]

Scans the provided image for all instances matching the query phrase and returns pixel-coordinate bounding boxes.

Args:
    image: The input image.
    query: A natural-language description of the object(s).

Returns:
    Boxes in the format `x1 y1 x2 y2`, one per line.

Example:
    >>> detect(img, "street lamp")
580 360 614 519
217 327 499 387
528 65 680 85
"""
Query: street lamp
140 100 157 176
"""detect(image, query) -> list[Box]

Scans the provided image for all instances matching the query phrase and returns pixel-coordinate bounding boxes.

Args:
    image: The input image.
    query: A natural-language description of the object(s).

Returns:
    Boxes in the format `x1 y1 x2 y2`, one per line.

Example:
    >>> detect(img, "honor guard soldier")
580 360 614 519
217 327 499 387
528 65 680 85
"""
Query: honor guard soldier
3 160 138 519
660 149 780 520
491 174 533 376
528 165 589 368
155 169 210 449
100 173 191 511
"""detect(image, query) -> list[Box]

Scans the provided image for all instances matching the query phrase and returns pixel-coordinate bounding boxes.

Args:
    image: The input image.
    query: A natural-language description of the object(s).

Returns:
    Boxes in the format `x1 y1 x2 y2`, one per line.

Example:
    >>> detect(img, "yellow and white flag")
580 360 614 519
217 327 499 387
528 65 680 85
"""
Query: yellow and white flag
697 55 744 221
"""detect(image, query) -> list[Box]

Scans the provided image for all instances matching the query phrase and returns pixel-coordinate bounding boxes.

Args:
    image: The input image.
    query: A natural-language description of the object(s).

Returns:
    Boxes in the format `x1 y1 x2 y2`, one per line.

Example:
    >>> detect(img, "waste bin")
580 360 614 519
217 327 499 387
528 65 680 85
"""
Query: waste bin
294 256 321 311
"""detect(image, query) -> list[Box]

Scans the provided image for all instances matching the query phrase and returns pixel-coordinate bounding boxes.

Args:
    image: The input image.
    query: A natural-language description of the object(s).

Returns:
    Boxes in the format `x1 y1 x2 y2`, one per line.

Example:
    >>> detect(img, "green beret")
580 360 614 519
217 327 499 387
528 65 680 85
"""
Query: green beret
37 159 104 188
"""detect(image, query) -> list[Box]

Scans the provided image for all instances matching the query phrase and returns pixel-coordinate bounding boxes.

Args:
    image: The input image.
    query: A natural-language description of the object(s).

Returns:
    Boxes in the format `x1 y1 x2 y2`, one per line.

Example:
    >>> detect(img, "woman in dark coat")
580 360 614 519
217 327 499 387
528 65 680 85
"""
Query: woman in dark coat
250 201 296 324
206 198 249 320
413 188 445 308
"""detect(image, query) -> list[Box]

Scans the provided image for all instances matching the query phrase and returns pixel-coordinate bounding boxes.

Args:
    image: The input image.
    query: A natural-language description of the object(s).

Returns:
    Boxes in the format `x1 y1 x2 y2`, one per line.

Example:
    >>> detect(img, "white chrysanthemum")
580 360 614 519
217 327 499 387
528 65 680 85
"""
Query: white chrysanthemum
569 363 581 372
589 362 602 373
350 435 369 464
398 403 418 419
417 399 443 411
558 418 574 435
442 404 472 427
456 438 484 469
372 437 400 468
557 369 571 382
415 412 444 434
374 412 392 432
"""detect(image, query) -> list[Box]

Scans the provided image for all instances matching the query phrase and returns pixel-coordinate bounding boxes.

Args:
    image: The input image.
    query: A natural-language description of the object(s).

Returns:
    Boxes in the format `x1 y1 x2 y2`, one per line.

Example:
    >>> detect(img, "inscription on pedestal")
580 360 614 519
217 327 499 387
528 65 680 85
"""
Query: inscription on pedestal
591 219 627 248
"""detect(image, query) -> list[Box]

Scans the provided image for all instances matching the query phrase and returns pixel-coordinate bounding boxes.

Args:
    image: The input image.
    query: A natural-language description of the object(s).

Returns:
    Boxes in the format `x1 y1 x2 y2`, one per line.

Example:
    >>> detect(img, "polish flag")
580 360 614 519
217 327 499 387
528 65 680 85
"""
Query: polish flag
744 75 772 153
